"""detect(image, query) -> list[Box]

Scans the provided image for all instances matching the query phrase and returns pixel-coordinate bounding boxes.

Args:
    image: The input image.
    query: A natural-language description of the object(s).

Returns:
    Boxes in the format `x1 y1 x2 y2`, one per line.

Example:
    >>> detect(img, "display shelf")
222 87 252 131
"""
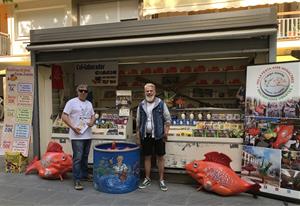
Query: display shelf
171 107 242 111
52 133 69 138
52 133 127 140
167 136 243 143
191 97 237 100
118 84 242 89
166 107 244 171
119 69 245 77
184 84 242 87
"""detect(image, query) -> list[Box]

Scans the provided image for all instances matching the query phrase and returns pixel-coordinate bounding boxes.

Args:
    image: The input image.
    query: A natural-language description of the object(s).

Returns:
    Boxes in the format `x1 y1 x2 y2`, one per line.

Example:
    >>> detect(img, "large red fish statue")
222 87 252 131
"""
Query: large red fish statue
185 152 260 196
25 141 72 180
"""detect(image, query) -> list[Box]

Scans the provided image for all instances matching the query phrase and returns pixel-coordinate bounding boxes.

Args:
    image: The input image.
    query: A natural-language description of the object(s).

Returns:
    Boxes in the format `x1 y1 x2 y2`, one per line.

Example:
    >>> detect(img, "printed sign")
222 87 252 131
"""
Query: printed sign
16 108 32 124
74 62 118 86
17 95 33 106
116 90 132 117
0 66 34 156
243 62 300 201
12 139 29 155
18 83 33 93
245 62 300 118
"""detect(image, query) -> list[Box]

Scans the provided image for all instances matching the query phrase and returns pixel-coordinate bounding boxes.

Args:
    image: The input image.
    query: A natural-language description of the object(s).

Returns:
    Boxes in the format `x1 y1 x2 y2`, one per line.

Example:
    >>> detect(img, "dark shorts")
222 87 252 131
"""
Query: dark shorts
141 133 165 156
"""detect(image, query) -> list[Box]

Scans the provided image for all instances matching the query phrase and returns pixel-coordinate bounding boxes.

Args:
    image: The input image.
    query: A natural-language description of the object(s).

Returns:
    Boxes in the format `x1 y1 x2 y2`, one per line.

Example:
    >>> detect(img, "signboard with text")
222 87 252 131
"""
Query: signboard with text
0 66 34 157
74 62 118 86
243 62 300 201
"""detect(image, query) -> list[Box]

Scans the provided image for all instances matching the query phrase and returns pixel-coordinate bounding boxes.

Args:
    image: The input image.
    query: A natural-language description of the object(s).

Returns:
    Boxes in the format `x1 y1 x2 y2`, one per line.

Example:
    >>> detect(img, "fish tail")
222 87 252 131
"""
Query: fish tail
25 156 39 174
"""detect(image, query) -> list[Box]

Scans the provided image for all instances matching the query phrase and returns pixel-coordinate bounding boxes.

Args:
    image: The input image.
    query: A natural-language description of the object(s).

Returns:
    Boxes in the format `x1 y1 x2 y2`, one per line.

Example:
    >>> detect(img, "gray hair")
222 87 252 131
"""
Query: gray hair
144 83 156 90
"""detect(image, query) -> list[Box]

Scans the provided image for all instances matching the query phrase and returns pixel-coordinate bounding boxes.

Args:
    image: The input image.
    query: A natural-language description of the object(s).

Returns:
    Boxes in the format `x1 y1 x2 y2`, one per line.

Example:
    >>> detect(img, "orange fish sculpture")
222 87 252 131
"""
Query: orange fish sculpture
185 152 260 196
25 141 72 180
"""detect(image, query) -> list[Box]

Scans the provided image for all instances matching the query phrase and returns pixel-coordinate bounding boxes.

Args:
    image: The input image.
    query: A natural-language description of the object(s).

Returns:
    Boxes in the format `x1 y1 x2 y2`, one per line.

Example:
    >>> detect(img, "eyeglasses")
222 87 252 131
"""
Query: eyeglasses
78 89 88 93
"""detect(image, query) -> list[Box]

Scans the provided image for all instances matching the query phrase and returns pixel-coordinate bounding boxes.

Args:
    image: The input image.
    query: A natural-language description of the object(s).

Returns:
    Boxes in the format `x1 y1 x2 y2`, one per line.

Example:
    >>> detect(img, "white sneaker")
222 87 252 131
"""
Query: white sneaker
160 180 168 191
139 177 151 189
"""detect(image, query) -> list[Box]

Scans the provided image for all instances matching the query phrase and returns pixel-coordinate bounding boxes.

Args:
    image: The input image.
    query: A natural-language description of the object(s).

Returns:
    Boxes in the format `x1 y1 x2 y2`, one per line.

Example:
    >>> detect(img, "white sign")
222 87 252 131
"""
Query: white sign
116 90 132 117
246 62 300 102
74 62 118 86
246 62 300 118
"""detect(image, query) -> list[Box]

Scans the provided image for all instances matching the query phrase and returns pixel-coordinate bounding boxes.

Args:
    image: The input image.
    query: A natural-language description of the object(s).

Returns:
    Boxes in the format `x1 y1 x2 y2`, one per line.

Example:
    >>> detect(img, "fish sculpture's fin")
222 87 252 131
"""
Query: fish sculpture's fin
46 141 63 153
25 156 39 174
59 174 63 181
247 179 261 194
249 183 261 193
203 152 232 169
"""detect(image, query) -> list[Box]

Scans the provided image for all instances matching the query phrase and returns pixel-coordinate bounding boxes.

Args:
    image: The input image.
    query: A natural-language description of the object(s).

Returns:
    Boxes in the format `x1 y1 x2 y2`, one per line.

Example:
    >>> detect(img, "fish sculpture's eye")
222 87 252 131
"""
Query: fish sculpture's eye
62 155 66 160
193 162 198 168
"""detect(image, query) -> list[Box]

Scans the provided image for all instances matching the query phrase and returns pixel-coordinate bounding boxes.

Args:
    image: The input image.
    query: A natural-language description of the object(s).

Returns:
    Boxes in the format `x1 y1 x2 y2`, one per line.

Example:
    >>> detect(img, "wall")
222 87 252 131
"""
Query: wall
79 0 139 25
7 0 73 55
0 4 8 33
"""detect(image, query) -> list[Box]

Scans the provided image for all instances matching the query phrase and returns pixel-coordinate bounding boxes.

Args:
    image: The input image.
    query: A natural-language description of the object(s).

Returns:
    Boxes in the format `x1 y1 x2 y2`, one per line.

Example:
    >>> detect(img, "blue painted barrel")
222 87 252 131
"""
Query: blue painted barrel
93 142 140 194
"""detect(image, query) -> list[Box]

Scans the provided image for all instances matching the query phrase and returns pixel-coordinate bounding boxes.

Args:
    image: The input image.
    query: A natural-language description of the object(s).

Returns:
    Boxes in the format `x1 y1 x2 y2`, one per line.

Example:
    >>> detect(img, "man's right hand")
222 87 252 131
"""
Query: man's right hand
73 127 81 135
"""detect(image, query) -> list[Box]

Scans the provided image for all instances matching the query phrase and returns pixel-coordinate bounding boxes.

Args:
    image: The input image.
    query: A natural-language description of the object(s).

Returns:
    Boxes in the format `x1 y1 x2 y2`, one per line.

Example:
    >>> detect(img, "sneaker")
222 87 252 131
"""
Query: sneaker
160 180 168 191
139 177 151 189
74 181 84 190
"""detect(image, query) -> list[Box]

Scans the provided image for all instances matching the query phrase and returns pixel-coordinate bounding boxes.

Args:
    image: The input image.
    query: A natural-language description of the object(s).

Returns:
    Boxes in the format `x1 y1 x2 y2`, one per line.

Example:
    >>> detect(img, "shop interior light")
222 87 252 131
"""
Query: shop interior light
118 59 190 64
118 62 142 65
144 59 191 63
194 56 249 61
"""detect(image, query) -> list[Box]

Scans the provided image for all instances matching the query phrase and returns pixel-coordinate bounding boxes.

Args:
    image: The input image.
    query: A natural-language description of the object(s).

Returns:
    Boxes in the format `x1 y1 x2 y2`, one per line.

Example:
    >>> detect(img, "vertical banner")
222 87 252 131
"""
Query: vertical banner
242 62 300 201
0 66 34 157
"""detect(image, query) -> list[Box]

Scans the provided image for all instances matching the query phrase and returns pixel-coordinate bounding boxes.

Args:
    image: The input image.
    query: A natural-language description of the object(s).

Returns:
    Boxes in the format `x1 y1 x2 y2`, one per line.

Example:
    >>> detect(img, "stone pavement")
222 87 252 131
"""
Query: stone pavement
0 172 297 206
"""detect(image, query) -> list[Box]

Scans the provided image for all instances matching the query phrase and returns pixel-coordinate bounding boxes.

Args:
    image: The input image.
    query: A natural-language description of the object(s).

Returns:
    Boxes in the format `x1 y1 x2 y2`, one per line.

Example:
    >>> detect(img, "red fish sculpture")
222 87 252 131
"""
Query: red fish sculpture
185 152 260 196
25 141 72 180
272 125 294 149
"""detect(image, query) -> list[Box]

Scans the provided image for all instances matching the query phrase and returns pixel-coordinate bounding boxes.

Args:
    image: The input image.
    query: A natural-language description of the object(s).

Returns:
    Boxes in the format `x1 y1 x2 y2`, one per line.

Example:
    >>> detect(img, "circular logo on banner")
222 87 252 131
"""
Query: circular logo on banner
257 66 293 99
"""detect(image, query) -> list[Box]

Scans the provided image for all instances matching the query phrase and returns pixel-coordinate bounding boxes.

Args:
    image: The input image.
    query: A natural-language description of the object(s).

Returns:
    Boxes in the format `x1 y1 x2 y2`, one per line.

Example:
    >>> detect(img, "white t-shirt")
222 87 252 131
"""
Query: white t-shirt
146 101 155 134
63 97 95 140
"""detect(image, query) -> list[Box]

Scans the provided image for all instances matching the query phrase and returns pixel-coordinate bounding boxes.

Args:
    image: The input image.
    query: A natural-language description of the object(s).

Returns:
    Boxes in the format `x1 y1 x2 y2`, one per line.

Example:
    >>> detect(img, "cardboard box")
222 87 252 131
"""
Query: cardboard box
5 151 28 173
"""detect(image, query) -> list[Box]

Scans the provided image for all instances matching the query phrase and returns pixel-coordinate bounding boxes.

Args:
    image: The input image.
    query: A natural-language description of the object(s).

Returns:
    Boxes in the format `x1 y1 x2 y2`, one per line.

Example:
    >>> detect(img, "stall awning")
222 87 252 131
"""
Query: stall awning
0 55 31 66
143 0 300 16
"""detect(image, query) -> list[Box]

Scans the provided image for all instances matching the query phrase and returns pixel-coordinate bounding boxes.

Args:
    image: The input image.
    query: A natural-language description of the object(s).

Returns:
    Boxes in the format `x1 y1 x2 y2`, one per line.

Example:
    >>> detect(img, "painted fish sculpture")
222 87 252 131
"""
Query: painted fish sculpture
25 141 72 180
185 152 260 196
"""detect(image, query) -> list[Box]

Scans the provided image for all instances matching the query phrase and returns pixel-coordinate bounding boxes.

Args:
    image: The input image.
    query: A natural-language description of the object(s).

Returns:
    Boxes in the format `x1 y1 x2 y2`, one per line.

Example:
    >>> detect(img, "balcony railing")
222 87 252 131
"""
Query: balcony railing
278 17 300 39
0 32 10 56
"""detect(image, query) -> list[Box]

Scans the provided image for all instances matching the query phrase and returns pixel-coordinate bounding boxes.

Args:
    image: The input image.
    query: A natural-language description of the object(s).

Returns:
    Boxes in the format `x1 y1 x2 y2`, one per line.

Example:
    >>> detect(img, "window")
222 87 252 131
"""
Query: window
80 0 139 25
15 7 68 39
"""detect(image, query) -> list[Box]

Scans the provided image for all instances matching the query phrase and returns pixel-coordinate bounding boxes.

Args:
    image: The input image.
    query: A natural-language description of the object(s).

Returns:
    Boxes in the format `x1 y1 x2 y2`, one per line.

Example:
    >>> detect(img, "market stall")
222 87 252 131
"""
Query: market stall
27 7 277 167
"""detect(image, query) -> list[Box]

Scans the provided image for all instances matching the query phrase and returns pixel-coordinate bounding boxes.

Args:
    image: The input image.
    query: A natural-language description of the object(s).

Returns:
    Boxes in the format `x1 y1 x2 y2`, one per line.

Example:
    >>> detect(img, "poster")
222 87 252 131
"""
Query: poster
74 62 118 86
116 90 132 117
245 62 299 118
243 62 300 201
0 66 34 156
